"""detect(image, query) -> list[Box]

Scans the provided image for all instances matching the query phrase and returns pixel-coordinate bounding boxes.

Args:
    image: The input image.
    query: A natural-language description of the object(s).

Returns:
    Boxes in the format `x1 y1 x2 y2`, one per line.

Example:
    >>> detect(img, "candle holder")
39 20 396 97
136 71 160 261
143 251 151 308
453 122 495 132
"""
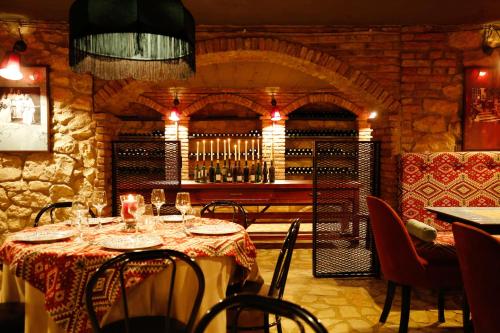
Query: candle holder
120 194 137 231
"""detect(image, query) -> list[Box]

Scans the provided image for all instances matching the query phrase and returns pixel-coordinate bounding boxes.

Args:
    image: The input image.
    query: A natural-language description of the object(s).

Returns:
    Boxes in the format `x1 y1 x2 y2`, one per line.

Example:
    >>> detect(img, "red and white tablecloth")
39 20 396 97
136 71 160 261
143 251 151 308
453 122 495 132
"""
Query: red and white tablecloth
0 218 257 333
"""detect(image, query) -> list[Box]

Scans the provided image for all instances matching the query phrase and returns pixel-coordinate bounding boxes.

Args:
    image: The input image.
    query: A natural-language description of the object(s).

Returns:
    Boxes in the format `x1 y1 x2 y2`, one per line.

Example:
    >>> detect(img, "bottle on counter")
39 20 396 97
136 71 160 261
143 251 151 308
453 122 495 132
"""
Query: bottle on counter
201 163 207 183
215 161 222 183
209 161 215 183
232 161 238 183
227 161 233 182
221 160 228 182
255 160 261 183
237 161 243 182
269 160 276 183
194 163 200 182
249 162 255 183
263 161 268 183
243 160 250 182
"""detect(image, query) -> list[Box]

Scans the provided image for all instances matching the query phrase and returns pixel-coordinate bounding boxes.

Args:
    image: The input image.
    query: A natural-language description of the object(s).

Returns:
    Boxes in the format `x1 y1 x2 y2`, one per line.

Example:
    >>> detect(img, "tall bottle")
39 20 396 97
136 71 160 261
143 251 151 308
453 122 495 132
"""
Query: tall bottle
232 161 238 183
249 162 255 183
243 160 250 182
269 160 276 183
215 161 222 183
227 161 233 183
201 163 207 183
194 163 200 182
255 160 261 183
263 161 268 183
221 160 228 182
208 161 215 183
237 161 243 182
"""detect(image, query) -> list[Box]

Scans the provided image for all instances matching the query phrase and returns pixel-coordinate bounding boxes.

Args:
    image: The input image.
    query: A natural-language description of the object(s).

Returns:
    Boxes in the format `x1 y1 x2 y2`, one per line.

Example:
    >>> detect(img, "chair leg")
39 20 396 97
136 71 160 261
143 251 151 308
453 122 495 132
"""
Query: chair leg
380 280 396 323
463 293 472 333
438 289 445 323
399 285 411 333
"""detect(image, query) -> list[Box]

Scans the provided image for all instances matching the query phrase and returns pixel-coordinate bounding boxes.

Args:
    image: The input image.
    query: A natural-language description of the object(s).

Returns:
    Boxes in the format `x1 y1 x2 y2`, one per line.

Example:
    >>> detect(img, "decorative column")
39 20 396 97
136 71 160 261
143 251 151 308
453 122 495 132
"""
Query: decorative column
261 117 286 180
165 117 190 180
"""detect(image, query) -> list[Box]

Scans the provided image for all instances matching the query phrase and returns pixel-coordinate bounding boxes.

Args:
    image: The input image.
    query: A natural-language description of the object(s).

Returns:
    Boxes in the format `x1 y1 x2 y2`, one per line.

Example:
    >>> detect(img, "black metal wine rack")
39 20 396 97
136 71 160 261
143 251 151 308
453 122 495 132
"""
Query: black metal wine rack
112 140 181 216
313 141 380 278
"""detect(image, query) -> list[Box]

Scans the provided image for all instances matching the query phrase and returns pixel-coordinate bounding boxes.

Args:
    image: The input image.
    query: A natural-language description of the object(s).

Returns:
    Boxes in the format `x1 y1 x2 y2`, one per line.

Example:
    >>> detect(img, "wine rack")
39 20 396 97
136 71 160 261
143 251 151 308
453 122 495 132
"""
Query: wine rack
189 130 261 138
118 129 165 138
285 148 357 158
286 129 358 138
286 166 358 176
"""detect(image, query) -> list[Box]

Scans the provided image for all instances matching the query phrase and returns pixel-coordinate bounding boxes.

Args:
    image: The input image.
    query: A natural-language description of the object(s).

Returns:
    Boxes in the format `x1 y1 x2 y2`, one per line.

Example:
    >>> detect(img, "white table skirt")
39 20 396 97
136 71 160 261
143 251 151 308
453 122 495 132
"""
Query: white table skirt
1 257 235 333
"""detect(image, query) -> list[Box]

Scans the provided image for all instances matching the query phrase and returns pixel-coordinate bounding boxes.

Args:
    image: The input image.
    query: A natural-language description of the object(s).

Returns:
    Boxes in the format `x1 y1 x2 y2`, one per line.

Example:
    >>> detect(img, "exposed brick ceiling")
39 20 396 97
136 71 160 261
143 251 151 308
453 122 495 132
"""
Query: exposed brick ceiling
1 0 500 25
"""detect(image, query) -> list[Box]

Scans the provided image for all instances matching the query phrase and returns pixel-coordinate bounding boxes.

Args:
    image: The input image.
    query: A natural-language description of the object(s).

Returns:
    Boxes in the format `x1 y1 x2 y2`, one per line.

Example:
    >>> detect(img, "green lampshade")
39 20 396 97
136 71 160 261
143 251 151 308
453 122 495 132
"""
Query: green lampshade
69 0 195 81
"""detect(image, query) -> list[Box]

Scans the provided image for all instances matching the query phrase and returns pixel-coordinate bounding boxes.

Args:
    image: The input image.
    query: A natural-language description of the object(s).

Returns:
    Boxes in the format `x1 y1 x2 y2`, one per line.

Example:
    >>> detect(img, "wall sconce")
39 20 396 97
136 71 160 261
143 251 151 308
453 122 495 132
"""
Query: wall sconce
169 96 180 122
482 25 500 55
270 95 281 121
368 111 378 119
0 27 27 81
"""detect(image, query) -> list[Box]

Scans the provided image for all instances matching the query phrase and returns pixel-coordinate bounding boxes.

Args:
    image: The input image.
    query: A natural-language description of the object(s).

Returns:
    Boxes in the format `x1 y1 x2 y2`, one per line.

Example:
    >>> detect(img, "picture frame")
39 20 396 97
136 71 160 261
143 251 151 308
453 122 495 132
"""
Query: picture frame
463 67 500 151
0 66 49 152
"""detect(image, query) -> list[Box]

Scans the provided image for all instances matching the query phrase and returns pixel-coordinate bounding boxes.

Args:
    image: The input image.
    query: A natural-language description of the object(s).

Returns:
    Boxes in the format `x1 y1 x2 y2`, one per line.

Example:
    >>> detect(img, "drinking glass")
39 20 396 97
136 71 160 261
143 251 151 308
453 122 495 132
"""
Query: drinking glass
91 190 107 228
151 189 166 217
128 194 145 233
71 196 88 242
175 192 192 233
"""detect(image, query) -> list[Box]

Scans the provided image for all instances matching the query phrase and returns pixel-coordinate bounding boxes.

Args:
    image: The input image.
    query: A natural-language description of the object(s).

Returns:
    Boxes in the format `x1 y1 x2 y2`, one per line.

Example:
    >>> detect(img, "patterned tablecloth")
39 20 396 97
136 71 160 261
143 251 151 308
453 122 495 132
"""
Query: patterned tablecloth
0 218 257 333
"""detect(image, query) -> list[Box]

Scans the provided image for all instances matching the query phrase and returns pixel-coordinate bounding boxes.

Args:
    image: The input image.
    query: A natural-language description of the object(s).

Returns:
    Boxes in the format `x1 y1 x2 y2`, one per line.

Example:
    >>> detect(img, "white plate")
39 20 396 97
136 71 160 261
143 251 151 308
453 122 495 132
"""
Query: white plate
65 217 118 226
12 229 77 243
161 215 195 222
188 223 242 235
98 234 163 251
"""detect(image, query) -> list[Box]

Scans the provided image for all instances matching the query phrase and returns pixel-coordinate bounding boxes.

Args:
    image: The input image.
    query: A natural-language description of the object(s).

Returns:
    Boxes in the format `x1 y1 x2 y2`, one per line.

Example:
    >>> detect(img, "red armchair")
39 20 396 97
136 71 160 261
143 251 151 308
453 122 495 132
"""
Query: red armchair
366 196 463 333
452 222 500 333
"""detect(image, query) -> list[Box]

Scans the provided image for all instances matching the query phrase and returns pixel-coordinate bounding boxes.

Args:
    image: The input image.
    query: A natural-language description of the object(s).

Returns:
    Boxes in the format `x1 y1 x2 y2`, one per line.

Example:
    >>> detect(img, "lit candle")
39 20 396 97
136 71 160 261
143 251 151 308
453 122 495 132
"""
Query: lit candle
234 145 237 161
252 139 255 161
121 194 137 220
203 140 206 162
257 140 260 160
223 139 226 161
217 138 220 161
210 140 213 161
228 138 231 158
238 140 241 161
196 141 199 162
245 140 248 161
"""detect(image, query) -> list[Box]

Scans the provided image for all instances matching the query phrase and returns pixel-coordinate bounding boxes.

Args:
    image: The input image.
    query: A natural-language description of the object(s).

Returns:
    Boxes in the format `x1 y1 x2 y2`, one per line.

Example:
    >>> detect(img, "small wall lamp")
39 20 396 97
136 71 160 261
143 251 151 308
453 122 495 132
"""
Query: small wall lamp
0 27 27 81
270 95 281 121
169 96 180 122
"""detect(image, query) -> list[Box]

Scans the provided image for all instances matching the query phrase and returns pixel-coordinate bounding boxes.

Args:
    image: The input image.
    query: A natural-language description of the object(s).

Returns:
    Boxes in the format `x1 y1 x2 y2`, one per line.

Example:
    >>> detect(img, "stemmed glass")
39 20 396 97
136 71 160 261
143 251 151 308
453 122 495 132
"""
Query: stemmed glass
91 190 107 229
71 196 88 242
151 189 166 217
175 192 192 234
128 194 145 233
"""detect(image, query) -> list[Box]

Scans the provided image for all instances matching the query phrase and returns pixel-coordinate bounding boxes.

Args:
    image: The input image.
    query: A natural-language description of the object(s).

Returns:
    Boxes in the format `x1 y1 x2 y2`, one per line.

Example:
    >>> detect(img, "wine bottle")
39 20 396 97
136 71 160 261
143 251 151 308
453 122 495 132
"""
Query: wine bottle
237 161 243 182
194 163 200 182
243 160 249 182
215 161 222 183
201 163 207 183
232 161 238 183
221 160 228 182
255 160 261 183
209 161 215 183
269 160 275 183
249 162 255 183
227 161 233 182
263 161 268 183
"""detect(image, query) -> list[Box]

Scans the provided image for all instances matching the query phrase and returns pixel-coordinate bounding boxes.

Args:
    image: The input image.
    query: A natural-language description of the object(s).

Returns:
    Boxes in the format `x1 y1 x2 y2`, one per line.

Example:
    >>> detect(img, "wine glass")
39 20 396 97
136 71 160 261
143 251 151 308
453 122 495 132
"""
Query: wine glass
175 192 192 234
151 189 166 217
71 196 88 242
91 190 107 228
128 195 145 233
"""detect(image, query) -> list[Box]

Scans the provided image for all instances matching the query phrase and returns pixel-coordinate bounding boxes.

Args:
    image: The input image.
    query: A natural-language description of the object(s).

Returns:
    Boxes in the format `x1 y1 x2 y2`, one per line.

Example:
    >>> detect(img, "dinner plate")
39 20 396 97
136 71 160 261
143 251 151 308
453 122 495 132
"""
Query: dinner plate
12 229 77 243
98 234 163 251
161 215 195 222
65 217 118 226
188 223 242 235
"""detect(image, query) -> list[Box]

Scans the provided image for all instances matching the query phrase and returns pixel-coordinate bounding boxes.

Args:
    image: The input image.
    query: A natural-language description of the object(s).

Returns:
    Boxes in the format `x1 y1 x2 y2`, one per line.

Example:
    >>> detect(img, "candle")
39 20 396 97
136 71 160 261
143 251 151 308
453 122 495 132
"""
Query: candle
203 140 206 161
234 145 237 161
223 139 226 161
257 140 260 160
228 138 231 158
121 194 137 220
217 138 220 161
252 140 255 161
238 140 241 161
245 140 248 161
196 142 199 162
210 140 213 161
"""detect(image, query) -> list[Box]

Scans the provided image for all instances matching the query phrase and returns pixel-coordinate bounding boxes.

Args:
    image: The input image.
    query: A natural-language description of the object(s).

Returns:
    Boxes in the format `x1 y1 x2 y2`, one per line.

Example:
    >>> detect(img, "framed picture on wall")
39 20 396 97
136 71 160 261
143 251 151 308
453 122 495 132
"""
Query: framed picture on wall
463 67 500 150
0 66 49 152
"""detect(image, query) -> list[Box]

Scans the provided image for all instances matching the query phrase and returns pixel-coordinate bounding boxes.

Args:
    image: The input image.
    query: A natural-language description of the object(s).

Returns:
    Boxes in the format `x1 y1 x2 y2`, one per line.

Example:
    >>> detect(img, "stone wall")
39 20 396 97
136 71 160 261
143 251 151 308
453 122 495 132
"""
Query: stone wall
0 21 96 240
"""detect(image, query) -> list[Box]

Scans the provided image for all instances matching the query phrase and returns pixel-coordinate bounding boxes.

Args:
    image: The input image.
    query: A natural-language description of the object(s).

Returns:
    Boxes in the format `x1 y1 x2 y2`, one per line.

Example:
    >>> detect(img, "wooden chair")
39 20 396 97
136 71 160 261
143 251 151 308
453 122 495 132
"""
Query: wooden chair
452 222 500 333
34 201 96 227
366 196 463 333
85 249 205 333
200 200 248 228
194 294 328 333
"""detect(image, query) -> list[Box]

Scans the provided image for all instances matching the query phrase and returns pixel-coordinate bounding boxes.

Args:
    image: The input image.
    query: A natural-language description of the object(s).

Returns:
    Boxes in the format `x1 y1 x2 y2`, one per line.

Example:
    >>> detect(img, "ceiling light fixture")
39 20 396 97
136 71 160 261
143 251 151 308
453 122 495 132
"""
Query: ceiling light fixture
169 95 180 122
0 27 27 81
270 95 281 121
69 0 196 81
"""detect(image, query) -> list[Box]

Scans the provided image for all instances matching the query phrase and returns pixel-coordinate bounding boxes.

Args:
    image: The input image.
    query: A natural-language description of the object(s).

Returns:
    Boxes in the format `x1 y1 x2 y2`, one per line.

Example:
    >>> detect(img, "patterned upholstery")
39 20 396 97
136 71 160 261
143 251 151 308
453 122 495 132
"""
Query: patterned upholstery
400 152 500 231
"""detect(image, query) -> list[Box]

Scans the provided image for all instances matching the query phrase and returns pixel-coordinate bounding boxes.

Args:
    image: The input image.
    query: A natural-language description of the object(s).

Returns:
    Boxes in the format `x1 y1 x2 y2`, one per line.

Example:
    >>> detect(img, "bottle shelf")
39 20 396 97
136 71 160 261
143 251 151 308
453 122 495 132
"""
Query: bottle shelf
285 148 357 158
116 148 165 159
118 130 165 138
285 129 358 138
285 167 358 176
189 130 261 139
116 167 165 175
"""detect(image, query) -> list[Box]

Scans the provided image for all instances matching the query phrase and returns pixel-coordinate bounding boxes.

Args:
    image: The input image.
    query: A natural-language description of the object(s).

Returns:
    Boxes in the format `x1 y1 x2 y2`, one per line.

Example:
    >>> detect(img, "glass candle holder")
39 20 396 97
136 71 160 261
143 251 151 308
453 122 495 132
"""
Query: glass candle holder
120 194 137 231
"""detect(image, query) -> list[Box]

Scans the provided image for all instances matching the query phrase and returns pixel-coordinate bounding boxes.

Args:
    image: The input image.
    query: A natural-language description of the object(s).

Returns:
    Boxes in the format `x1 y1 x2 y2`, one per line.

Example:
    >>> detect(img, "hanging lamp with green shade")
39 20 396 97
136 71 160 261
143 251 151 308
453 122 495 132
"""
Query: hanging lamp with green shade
69 0 195 81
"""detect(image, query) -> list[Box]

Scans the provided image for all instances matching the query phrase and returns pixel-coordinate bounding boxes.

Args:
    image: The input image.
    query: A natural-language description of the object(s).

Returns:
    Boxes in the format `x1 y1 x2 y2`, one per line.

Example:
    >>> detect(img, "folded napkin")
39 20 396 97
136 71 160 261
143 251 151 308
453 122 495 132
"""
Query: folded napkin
406 219 437 242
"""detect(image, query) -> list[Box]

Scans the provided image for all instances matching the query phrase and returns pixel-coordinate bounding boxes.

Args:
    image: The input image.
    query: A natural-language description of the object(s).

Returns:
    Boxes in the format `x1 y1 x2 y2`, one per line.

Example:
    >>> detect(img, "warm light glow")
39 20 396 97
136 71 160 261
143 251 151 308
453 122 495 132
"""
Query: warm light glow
127 194 135 201
169 109 180 122
368 111 378 119
0 52 23 80
271 110 282 121
478 71 488 77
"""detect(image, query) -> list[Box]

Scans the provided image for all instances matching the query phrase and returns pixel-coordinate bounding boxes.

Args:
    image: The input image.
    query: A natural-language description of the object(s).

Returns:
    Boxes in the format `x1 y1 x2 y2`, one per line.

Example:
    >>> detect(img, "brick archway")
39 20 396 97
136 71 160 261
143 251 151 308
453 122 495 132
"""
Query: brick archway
281 94 365 118
182 94 267 116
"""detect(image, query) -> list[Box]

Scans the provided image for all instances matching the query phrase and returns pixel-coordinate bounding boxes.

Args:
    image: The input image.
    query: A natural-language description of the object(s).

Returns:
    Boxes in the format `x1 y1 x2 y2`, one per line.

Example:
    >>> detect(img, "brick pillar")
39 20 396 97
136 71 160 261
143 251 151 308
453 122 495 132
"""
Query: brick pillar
358 119 373 141
261 117 286 180
165 117 189 180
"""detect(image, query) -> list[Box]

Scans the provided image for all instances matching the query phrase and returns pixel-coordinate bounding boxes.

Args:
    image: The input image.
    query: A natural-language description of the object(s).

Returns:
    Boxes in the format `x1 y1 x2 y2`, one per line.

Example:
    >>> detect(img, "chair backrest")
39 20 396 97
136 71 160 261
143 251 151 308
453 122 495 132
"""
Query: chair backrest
194 294 328 333
366 196 427 285
200 200 248 229
452 222 500 333
34 202 96 227
268 218 300 300
85 249 205 333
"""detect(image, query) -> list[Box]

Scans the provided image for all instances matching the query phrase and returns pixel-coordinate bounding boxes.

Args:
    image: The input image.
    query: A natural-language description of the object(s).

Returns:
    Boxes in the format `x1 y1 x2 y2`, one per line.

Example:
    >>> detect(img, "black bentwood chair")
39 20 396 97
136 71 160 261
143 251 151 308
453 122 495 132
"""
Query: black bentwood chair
227 219 301 333
200 200 248 229
34 202 96 227
194 294 328 333
85 249 205 333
